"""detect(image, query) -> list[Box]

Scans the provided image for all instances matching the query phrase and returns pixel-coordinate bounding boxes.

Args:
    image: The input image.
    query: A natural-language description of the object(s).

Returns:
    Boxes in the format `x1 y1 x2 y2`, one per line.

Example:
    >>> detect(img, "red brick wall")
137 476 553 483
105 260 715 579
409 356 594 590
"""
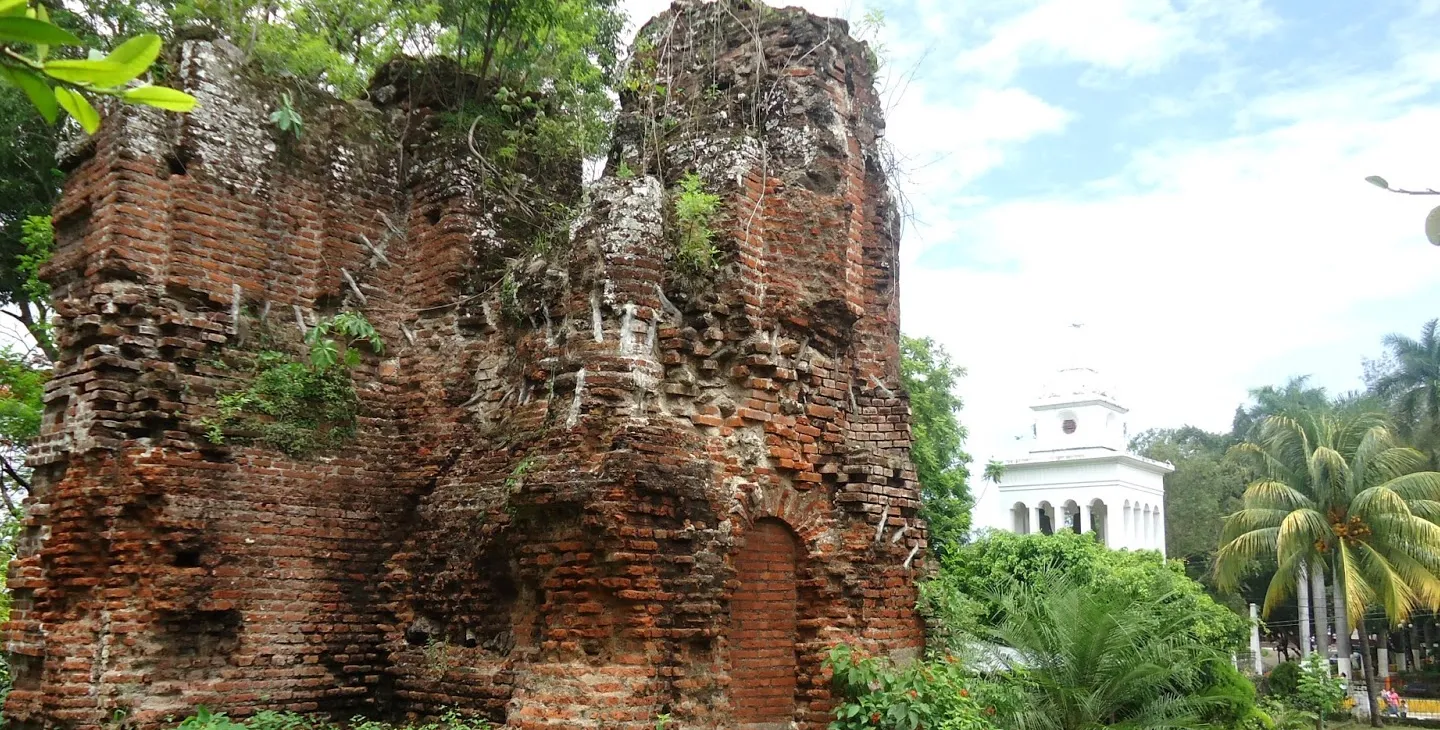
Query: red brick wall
5 5 929 728
730 519 800 725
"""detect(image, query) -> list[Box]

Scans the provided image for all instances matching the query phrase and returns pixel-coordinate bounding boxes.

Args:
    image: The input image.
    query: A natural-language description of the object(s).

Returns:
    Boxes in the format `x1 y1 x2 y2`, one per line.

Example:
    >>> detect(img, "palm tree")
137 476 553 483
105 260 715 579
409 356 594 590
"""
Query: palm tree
1373 319 1440 463
1233 378 1334 661
983 459 1005 484
1216 409 1440 724
987 574 1237 730
1231 376 1330 441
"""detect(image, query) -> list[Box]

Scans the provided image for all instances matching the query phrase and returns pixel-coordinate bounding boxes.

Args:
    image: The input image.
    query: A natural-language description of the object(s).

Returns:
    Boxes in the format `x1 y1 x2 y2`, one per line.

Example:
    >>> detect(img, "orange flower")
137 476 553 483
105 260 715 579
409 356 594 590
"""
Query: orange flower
959 689 969 697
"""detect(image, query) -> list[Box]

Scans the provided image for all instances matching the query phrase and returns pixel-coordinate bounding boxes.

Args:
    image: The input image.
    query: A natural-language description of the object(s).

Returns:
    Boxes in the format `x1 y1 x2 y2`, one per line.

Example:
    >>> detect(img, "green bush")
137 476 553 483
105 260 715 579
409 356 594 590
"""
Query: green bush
1295 653 1347 730
1267 660 1302 698
825 645 998 730
926 530 1250 651
173 708 490 730
1204 660 1271 730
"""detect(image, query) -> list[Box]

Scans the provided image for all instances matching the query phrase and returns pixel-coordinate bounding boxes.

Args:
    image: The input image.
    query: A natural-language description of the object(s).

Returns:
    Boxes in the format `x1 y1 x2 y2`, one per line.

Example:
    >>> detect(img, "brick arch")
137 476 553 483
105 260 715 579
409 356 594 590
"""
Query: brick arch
730 517 802 727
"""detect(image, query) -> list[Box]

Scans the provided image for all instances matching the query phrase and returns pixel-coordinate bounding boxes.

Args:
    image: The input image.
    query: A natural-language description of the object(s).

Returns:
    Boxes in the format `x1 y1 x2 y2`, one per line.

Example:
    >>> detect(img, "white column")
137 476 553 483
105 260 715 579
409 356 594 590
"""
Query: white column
1380 644 1390 679
1397 644 1408 671
1298 563 1313 657
1080 504 1093 535
1033 506 1044 534
1250 604 1264 674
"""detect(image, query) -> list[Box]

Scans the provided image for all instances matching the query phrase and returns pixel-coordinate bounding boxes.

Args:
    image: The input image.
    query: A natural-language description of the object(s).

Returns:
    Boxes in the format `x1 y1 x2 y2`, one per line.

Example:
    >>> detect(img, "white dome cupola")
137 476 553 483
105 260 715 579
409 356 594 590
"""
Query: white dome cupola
1030 328 1127 453
980 323 1173 554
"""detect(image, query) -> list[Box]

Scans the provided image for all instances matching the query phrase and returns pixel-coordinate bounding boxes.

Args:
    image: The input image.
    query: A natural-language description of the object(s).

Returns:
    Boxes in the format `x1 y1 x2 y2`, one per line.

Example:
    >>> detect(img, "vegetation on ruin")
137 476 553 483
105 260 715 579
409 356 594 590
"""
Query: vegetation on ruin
201 312 383 457
173 707 491 730
672 172 722 275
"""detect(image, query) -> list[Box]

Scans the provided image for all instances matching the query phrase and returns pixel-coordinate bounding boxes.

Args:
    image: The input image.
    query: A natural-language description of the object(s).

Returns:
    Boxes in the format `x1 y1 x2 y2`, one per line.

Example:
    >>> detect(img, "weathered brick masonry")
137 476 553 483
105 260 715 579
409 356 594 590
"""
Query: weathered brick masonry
3 1 925 727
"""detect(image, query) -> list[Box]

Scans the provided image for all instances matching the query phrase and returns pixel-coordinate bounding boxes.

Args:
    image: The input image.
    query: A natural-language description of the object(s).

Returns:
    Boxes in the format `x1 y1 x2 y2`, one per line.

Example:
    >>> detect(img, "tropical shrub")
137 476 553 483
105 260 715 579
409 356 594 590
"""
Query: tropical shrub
1266 660 1301 699
926 530 1249 651
824 645 999 730
980 573 1243 730
173 708 490 730
1202 660 1272 730
1294 653 1347 730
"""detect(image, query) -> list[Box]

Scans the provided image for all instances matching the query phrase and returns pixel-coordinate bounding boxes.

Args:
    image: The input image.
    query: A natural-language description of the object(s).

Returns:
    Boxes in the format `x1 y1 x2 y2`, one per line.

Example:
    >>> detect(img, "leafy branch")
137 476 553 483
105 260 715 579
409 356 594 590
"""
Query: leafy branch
0 0 196 133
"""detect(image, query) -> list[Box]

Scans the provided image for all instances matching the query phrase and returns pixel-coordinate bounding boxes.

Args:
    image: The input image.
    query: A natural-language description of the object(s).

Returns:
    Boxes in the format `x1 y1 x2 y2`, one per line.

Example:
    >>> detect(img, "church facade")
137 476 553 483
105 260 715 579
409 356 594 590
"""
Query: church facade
983 359 1173 554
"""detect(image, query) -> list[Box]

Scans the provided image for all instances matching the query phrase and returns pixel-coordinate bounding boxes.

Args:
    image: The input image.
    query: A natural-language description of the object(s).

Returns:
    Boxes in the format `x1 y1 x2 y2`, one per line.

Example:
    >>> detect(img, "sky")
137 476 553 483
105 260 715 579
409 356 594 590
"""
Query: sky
618 0 1440 502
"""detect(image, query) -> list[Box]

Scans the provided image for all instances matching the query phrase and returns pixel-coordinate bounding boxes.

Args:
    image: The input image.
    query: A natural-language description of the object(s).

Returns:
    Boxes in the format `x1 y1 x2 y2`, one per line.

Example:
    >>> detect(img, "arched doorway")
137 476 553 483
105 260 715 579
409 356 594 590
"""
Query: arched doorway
730 518 800 726
1011 502 1030 534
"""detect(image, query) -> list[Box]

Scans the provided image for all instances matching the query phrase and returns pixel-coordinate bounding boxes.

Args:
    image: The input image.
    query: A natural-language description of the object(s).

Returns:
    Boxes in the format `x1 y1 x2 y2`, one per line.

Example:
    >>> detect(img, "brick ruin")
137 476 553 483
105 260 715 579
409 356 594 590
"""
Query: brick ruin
3 1 925 727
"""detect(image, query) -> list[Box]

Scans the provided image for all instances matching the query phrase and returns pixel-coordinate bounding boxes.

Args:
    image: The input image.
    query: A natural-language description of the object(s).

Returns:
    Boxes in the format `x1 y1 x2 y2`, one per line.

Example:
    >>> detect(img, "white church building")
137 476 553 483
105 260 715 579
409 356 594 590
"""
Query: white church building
979 351 1173 554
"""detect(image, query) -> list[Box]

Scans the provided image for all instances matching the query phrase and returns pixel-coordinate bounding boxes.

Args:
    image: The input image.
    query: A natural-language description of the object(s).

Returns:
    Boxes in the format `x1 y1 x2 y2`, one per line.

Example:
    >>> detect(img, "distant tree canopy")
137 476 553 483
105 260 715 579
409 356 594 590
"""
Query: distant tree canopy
900 335 972 552
1130 426 1248 581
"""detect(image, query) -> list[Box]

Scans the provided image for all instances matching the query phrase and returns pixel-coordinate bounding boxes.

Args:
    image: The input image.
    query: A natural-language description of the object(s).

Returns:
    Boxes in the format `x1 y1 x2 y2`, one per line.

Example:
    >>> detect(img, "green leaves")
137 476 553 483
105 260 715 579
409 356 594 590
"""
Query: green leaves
824 645 998 730
1427 205 1440 247
671 172 720 274
1365 175 1390 190
0 66 55 122
52 87 98 133
0 16 81 47
902 335 973 552
1 13 194 133
44 35 161 89
269 92 303 139
121 85 196 111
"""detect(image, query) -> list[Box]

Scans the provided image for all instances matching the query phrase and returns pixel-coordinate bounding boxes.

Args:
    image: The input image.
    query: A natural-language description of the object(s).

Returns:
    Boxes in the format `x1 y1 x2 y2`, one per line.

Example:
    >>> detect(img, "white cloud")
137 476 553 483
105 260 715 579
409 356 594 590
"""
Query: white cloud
903 79 1440 476
956 0 1278 82
885 83 1073 193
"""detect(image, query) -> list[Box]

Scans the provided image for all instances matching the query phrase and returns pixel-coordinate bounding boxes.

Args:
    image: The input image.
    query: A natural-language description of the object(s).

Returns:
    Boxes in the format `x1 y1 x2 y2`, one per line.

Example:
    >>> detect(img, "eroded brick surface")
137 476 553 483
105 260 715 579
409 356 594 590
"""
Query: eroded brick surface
4 2 925 728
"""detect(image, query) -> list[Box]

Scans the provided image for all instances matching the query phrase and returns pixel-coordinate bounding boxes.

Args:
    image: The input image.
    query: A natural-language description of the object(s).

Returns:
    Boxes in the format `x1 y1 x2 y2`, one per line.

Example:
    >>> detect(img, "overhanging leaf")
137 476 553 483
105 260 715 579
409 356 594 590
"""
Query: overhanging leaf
42 58 134 89
53 86 99 134
1366 175 1391 190
0 0 28 17
103 34 162 80
0 16 82 46
29 0 49 60
0 65 57 122
1427 205 1440 247
122 85 196 112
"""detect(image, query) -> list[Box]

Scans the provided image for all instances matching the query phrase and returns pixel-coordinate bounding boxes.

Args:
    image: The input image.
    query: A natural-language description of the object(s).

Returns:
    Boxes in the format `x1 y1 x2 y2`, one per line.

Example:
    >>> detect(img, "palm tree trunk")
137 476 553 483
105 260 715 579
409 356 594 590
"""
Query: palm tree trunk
1334 564 1353 678
1313 562 1332 665
1300 563 1314 656
1357 613 1382 727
